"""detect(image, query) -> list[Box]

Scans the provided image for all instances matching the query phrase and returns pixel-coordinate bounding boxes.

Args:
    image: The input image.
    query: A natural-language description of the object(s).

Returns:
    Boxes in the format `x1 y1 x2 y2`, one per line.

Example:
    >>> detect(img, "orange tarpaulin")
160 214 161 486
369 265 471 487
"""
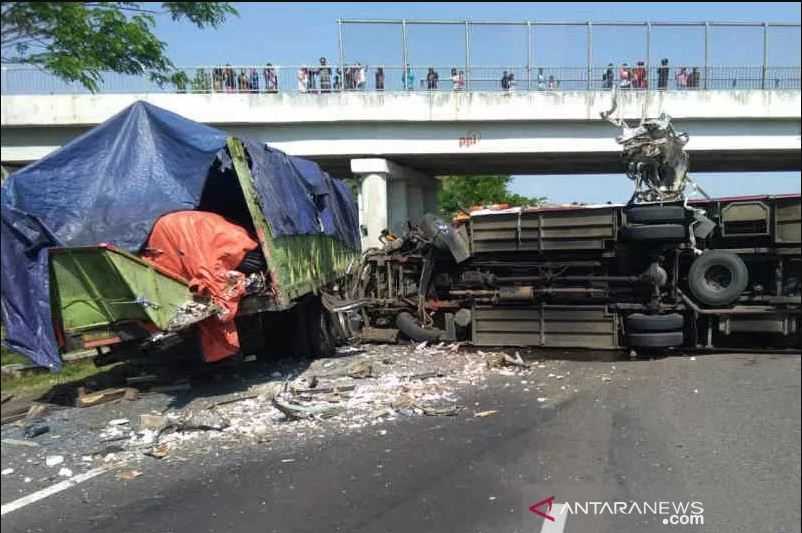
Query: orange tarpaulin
141 211 259 362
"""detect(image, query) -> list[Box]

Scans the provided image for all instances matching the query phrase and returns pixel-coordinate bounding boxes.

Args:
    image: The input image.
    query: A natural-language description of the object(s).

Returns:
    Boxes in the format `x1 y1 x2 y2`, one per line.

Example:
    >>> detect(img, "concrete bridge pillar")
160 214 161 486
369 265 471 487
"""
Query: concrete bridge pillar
350 158 439 249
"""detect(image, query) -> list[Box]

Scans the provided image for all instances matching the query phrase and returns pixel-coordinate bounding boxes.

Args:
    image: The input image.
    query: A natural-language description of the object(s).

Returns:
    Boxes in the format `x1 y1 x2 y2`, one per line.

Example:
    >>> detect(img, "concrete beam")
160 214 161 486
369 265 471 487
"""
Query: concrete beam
3 90 800 127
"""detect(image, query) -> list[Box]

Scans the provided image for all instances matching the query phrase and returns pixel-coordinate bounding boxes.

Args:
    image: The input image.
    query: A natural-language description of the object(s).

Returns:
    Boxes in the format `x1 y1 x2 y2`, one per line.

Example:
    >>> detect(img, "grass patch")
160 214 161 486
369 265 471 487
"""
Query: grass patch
1 359 107 395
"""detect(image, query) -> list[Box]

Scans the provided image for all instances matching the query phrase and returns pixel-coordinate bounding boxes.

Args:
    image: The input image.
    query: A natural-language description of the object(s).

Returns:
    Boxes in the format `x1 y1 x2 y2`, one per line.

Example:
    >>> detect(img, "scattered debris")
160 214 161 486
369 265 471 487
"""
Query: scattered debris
2 468 14 475
126 375 159 385
124 388 140 401
117 469 142 480
474 410 497 418
144 443 170 460
139 414 169 431
108 418 130 426
26 403 50 419
45 455 64 467
58 467 73 477
291 384 356 395
485 352 529 369
173 410 230 432
272 398 343 420
1 393 14 404
207 394 260 409
346 360 373 379
2 438 41 448
421 404 460 416
77 387 129 408
23 423 50 439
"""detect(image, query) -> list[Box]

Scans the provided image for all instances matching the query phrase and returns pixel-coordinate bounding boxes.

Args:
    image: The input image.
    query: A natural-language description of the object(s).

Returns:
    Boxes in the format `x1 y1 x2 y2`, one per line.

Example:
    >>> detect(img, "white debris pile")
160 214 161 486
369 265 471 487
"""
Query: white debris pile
81 344 560 464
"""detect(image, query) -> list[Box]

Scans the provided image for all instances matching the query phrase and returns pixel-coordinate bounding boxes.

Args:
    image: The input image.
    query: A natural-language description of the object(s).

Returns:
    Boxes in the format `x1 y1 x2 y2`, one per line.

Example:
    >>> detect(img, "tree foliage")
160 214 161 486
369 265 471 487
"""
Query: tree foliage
1 2 237 92
438 175 546 216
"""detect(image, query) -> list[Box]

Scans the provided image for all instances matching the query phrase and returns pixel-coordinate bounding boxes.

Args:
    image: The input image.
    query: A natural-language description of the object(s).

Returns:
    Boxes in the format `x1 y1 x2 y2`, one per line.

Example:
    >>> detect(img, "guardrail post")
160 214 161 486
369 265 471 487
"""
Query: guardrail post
703 22 709 90
527 21 532 90
337 19 345 78
586 21 592 90
464 20 471 90
401 19 408 72
762 22 768 89
646 22 652 91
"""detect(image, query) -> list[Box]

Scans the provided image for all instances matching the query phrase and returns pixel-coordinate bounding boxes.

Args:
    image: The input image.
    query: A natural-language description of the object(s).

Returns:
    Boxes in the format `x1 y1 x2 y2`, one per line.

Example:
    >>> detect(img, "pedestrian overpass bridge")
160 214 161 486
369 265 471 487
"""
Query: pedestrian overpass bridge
2 89 800 247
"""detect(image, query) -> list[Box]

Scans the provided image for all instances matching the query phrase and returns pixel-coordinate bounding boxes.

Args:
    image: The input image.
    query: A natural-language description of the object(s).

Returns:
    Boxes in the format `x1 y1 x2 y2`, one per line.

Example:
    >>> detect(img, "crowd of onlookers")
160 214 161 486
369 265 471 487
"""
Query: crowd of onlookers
177 57 714 94
601 58 701 90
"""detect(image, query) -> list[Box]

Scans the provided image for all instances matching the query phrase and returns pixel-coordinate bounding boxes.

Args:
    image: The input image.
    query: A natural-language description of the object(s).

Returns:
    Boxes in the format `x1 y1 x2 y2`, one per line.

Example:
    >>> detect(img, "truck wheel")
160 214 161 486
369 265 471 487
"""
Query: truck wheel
396 312 444 343
625 313 685 332
687 251 748 307
628 331 684 348
625 206 686 224
621 224 686 242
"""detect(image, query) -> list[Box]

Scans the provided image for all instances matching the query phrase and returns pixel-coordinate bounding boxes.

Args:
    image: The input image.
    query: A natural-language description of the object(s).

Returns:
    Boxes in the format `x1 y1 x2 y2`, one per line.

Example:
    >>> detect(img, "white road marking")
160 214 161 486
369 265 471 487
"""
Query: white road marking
1 465 113 516
539 503 569 533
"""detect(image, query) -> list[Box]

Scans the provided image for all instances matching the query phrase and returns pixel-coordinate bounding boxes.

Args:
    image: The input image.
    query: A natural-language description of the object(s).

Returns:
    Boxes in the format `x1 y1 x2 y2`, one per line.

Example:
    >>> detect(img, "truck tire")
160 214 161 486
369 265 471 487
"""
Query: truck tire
687 251 749 307
396 312 444 343
625 206 686 224
621 224 686 242
289 295 335 357
628 331 684 348
625 313 685 332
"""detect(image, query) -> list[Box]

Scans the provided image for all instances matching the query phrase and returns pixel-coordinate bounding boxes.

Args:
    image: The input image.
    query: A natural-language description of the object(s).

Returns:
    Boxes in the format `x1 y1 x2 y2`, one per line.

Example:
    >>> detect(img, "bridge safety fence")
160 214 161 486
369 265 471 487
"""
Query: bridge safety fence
2 65 800 95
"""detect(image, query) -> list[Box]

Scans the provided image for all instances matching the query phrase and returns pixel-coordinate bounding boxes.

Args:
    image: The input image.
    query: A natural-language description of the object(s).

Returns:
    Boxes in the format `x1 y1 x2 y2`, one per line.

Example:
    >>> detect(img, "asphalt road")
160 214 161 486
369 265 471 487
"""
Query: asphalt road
2 352 800 533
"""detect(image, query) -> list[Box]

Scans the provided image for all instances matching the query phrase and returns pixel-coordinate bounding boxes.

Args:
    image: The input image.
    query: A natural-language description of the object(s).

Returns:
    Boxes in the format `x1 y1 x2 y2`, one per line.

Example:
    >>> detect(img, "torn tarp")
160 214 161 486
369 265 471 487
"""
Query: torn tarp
142 211 259 362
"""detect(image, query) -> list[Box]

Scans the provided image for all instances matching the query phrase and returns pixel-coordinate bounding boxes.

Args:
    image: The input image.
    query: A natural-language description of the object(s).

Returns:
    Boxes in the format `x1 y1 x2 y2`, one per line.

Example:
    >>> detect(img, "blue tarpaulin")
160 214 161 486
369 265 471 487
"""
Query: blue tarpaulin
1 101 358 370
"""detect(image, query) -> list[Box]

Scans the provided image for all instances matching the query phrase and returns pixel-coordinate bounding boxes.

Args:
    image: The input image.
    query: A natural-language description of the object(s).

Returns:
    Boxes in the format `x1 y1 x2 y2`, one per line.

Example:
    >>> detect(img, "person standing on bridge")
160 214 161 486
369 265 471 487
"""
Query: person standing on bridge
405 65 415 91
675 67 688 89
249 68 259 93
688 67 700 89
639 61 648 89
319 57 332 92
297 67 308 93
536 67 545 90
619 63 631 89
263 64 278 93
212 66 223 92
602 63 614 89
501 71 509 91
657 58 670 90
375 67 384 91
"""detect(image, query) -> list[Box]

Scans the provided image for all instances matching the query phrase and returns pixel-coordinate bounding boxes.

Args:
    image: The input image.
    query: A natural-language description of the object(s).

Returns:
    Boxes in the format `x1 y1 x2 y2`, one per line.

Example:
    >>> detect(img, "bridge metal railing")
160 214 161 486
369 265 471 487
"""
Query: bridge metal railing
1 64 800 95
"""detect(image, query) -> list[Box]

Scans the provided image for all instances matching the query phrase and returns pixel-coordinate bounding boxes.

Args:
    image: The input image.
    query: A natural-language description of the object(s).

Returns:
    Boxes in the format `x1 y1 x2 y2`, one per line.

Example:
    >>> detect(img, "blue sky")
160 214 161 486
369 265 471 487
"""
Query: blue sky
151 2 801 203
154 3 801 67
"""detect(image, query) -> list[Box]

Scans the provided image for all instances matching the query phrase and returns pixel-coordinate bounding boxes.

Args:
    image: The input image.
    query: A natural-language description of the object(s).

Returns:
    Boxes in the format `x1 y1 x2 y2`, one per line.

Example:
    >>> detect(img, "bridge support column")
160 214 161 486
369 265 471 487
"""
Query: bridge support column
351 158 439 250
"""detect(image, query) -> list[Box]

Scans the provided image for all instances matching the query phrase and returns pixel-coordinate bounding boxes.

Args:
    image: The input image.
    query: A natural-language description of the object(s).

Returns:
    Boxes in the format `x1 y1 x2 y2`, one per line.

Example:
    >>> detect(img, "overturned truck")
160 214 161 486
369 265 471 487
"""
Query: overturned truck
350 110 801 352
1 102 359 370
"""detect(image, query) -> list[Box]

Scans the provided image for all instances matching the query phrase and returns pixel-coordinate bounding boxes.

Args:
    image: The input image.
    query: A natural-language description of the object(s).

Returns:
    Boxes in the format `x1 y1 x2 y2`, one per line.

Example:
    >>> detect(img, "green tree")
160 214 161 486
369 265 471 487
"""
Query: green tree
1 2 237 92
438 175 545 216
